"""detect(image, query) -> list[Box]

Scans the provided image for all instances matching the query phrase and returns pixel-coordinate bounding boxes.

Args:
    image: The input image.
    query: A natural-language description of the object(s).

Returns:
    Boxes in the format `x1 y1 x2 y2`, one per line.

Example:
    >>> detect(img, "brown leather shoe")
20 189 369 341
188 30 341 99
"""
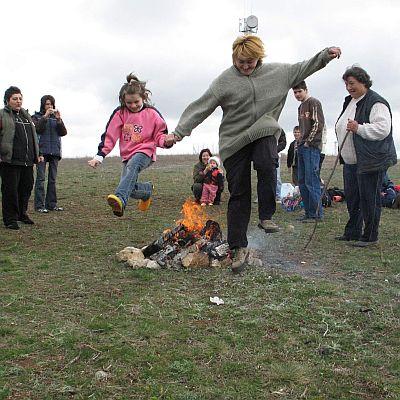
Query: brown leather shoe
258 219 279 233
231 248 249 274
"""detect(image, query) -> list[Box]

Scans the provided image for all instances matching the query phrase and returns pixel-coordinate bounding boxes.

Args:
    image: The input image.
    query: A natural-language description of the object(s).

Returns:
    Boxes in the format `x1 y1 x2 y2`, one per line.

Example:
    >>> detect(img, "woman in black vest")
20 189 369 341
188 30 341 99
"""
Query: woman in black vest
335 66 397 247
0 87 43 230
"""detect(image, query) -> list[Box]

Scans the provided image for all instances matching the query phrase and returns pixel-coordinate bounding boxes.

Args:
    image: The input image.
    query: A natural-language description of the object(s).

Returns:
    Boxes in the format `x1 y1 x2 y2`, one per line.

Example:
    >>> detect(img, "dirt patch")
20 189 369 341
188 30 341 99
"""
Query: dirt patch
247 227 327 279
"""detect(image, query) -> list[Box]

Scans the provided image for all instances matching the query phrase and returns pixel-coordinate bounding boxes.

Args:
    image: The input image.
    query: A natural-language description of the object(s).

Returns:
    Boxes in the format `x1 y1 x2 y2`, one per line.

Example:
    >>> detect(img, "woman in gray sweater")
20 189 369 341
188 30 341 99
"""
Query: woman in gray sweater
167 35 341 273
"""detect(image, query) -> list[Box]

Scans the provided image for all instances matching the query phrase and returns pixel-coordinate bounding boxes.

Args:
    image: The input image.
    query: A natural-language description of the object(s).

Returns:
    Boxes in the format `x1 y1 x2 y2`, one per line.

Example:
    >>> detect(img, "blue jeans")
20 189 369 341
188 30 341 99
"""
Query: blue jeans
297 145 322 219
115 152 152 206
276 157 282 200
34 155 59 210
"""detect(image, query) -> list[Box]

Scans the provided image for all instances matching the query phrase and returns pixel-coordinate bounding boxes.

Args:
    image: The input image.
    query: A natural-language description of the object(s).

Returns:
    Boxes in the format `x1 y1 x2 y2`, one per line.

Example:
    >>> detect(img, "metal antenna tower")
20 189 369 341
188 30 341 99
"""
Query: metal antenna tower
239 15 258 34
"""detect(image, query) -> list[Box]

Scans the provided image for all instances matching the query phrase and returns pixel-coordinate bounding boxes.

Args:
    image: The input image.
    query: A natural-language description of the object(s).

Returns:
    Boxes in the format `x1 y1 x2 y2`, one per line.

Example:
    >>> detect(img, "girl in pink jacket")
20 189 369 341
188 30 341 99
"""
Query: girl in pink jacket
88 73 175 216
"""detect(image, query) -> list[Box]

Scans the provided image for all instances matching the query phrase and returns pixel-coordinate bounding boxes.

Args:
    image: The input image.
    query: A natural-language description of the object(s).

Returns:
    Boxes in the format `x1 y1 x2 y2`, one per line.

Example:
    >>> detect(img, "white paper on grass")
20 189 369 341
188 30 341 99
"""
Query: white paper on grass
209 296 224 305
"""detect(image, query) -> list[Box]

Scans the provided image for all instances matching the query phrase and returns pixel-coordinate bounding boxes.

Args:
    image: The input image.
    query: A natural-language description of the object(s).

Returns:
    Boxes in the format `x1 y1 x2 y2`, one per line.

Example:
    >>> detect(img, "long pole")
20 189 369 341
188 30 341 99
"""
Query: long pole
304 130 351 249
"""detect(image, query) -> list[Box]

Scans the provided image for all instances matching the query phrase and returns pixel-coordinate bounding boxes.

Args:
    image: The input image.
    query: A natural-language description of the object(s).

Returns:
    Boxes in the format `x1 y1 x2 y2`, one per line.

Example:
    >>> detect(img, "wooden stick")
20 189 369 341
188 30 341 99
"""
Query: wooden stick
304 130 351 249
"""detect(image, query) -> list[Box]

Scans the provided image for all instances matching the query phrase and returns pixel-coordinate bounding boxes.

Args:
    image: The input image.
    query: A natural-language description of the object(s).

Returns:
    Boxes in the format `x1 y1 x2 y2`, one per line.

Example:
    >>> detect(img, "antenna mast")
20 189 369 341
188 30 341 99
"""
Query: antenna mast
239 0 258 35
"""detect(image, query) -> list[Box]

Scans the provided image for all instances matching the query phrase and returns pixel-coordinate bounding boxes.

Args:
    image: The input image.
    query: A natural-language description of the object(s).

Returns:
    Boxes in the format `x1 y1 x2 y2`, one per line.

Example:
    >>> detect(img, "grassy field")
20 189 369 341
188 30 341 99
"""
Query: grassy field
0 155 399 400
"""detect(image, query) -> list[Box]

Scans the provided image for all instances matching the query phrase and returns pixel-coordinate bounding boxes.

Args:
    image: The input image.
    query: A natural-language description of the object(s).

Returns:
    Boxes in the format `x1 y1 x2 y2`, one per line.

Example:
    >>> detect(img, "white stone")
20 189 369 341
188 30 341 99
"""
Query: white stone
116 247 145 262
145 260 161 269
94 370 109 381
126 258 148 269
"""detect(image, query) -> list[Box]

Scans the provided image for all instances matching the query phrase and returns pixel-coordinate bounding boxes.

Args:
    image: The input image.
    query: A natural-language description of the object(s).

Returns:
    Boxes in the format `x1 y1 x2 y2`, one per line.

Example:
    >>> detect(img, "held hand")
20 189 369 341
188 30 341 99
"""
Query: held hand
164 134 176 148
88 158 100 168
173 133 182 142
327 46 341 59
346 119 358 133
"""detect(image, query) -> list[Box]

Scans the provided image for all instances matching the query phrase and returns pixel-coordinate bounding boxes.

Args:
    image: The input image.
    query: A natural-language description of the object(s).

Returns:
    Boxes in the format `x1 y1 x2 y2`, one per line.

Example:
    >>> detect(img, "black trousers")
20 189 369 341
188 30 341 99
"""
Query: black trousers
343 164 383 242
0 163 34 226
223 136 278 249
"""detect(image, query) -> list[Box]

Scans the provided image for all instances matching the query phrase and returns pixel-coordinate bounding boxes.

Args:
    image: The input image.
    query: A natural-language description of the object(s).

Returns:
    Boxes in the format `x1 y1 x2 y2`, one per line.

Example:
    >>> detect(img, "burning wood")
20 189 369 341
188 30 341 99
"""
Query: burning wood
139 199 230 269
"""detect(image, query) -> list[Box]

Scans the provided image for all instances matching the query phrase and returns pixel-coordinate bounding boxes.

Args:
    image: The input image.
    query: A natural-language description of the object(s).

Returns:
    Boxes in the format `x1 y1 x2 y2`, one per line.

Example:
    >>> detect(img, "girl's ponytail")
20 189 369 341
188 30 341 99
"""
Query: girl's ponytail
119 72 152 108
126 73 139 85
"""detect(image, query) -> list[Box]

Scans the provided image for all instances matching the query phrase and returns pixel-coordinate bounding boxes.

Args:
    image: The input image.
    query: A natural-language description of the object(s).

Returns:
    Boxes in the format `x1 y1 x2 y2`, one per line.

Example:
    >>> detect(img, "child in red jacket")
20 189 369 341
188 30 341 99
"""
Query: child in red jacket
201 156 224 206
88 73 175 216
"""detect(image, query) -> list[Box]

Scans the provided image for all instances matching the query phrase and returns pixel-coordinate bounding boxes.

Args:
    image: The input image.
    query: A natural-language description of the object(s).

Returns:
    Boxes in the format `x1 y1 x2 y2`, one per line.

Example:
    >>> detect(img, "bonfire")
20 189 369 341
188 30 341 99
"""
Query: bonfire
117 199 230 269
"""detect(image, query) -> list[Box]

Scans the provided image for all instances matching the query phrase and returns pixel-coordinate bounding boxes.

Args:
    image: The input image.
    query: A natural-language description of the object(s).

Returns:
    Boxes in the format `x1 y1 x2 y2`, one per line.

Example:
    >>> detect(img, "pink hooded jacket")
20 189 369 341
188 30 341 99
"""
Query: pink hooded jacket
96 105 167 162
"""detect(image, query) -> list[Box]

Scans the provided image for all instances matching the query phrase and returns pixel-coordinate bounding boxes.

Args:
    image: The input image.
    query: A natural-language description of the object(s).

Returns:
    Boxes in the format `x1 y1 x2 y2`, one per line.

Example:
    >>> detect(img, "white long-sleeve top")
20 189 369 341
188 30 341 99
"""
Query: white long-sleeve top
336 94 391 164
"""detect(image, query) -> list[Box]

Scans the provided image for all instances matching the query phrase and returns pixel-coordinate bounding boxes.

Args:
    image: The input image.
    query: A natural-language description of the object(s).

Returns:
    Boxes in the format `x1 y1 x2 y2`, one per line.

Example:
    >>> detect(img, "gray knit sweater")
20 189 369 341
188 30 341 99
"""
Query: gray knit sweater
174 48 332 162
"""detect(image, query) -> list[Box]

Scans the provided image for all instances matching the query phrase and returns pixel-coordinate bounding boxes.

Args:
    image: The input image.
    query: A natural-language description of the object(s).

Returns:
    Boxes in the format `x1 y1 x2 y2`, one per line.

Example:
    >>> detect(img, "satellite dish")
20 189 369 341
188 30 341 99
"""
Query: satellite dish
246 15 258 29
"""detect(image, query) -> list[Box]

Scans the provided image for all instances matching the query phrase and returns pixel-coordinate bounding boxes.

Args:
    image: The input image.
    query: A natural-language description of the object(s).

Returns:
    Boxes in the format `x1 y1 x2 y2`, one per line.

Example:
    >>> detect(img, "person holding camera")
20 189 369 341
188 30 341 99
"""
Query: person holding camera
32 95 67 213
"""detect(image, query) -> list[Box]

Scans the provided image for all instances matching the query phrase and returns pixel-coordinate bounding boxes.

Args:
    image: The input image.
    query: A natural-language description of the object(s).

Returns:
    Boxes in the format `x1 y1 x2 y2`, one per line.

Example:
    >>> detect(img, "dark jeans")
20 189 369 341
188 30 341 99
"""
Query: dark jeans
0 163 34 226
192 183 222 204
298 145 322 218
319 153 325 171
34 155 59 210
224 136 278 249
291 166 298 186
343 164 384 242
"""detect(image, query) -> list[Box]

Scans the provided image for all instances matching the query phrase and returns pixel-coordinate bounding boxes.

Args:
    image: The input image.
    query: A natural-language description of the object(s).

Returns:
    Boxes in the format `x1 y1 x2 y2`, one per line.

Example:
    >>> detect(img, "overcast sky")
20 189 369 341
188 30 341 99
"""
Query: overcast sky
2 0 399 158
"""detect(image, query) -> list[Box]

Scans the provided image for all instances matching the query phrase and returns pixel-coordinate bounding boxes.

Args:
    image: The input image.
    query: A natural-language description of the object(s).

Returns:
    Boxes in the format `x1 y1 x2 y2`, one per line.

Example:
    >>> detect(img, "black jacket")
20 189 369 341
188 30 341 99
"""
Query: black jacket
277 129 287 153
287 140 298 168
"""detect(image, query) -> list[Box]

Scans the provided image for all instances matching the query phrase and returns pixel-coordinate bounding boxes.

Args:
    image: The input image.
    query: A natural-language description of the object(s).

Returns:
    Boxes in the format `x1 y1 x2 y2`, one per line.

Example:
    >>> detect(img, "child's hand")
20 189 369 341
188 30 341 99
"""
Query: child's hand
164 134 176 148
88 158 100 168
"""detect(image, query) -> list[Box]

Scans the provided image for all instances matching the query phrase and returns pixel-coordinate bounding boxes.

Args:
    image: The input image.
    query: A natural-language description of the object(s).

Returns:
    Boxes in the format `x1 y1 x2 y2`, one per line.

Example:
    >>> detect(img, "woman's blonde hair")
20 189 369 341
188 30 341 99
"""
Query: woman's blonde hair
232 35 266 61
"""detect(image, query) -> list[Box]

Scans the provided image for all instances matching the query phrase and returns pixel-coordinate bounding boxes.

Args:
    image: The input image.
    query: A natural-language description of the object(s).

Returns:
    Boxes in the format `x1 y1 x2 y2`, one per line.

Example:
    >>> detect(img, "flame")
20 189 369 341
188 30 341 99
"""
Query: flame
204 225 217 240
177 199 208 233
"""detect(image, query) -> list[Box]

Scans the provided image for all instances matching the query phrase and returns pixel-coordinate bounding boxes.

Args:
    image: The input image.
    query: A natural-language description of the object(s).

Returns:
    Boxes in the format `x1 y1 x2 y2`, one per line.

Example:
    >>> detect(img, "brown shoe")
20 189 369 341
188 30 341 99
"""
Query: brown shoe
258 219 279 233
231 247 249 274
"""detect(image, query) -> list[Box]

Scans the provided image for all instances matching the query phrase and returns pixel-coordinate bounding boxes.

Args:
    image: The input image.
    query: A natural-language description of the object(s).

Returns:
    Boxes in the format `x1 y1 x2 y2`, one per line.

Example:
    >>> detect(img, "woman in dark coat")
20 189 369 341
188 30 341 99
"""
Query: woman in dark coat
0 86 42 230
32 95 67 213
